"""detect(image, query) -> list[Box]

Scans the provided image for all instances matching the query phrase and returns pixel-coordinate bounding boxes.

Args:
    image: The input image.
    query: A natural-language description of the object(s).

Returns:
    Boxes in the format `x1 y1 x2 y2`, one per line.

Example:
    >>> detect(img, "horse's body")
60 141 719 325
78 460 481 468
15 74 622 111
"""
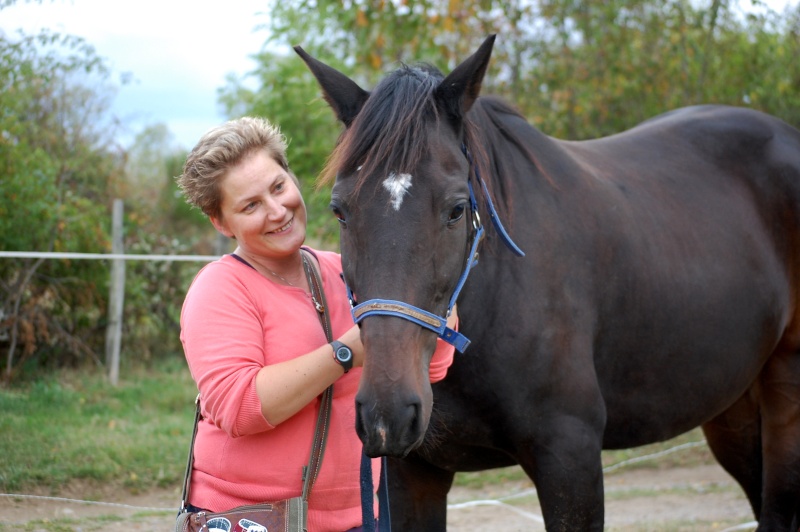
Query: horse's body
296 36 800 530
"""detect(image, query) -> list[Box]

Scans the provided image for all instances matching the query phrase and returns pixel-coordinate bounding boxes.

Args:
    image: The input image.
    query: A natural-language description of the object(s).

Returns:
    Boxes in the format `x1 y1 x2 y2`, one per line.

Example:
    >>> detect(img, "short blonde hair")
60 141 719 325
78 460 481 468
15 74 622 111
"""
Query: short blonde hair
177 117 290 219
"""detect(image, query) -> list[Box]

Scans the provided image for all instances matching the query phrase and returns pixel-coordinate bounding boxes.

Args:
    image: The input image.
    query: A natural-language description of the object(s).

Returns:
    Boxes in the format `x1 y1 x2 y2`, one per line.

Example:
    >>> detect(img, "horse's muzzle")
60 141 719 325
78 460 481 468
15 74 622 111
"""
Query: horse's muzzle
355 390 427 457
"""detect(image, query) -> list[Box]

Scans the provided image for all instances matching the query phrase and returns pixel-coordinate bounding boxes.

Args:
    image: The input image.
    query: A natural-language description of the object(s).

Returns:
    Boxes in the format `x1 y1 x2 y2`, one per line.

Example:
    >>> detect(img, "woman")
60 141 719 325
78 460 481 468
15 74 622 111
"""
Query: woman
176 116 457 531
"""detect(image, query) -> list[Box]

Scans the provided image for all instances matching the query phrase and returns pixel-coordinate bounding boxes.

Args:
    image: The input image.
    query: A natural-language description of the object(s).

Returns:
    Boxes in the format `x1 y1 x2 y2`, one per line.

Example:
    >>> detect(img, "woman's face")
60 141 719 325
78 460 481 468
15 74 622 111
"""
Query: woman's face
211 149 307 260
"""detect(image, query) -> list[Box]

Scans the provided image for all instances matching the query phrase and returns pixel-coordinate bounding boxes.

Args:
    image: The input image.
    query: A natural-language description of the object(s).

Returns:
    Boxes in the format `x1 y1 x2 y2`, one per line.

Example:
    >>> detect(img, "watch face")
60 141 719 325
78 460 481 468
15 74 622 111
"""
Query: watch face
336 346 352 362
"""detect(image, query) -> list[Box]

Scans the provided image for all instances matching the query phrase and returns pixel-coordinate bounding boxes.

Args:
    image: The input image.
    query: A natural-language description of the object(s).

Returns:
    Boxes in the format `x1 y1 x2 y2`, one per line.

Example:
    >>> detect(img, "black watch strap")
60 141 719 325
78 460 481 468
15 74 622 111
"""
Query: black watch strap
330 340 354 373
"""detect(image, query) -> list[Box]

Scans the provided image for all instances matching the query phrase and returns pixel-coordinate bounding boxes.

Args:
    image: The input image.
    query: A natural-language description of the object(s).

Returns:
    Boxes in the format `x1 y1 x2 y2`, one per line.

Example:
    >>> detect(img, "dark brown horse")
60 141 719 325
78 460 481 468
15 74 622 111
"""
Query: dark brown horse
295 35 800 530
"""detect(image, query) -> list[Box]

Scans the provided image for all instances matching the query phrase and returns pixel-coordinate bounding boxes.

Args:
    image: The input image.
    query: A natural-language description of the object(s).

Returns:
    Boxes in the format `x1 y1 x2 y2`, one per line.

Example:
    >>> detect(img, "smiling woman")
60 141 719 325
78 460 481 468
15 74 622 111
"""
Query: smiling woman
0 0 267 149
172 115 458 531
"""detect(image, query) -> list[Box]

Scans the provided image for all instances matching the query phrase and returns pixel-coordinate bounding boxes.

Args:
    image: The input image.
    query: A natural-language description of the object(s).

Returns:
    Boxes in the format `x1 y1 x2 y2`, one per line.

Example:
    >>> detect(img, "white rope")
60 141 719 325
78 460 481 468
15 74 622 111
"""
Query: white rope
601 440 708 473
444 439 709 510
720 522 758 531
0 251 219 262
447 498 545 523
0 492 173 512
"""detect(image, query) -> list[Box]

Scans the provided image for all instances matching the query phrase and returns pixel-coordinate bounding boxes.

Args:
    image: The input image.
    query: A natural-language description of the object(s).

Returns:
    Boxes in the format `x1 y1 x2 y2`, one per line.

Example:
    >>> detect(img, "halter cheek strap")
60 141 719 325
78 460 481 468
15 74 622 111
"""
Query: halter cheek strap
345 145 524 353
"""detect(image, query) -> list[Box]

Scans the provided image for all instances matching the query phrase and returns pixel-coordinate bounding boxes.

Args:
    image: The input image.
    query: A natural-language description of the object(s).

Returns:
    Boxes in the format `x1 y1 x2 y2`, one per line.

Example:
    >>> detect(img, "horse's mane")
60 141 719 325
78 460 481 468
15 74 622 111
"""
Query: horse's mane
319 63 444 189
464 96 554 201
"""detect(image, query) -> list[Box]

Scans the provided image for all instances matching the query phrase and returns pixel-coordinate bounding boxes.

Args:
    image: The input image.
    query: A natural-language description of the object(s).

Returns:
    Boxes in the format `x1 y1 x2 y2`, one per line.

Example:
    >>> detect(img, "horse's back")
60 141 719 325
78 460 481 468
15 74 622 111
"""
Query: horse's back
508 105 800 446
565 104 800 279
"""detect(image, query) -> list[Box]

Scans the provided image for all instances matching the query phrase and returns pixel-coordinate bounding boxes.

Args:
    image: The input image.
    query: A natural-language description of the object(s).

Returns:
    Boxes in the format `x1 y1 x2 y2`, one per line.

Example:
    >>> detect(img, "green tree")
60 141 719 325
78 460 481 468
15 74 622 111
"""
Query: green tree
261 0 800 141
0 26 123 381
119 125 215 361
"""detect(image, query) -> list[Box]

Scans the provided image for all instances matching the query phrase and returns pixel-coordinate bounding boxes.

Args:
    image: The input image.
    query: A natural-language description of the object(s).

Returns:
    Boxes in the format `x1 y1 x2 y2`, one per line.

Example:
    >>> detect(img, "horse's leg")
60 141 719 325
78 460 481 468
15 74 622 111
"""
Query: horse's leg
385 453 454 531
701 389 763 519
756 346 800 531
516 416 605 531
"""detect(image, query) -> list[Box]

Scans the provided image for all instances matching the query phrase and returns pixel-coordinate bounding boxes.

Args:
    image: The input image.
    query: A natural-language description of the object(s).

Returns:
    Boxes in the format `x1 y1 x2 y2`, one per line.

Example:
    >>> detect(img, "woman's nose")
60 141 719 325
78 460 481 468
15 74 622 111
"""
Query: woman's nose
264 196 286 219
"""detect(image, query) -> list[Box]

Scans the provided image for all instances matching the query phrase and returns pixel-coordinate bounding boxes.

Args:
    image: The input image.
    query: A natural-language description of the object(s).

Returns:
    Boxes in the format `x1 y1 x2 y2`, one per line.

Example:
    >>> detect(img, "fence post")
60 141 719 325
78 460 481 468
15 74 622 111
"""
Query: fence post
105 199 125 386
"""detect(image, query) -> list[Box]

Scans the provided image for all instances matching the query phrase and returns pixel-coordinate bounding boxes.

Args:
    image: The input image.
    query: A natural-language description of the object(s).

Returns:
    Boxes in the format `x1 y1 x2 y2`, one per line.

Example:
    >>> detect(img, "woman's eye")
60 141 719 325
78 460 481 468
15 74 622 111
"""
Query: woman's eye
448 203 465 224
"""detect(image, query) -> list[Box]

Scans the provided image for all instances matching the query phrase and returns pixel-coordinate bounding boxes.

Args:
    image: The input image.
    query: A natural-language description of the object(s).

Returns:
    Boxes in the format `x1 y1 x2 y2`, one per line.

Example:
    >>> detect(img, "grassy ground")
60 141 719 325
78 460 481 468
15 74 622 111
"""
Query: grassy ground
0 358 714 499
0 358 197 496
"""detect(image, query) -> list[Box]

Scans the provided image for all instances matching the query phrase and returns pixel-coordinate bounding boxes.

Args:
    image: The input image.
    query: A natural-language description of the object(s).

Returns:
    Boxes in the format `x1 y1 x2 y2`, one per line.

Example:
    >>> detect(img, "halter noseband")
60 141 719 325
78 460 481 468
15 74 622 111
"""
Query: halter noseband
345 145 524 353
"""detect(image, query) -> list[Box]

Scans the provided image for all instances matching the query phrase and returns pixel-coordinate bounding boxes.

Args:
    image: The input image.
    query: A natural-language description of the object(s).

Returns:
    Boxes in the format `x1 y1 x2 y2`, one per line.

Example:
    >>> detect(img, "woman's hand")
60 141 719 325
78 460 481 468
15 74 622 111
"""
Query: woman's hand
447 304 458 330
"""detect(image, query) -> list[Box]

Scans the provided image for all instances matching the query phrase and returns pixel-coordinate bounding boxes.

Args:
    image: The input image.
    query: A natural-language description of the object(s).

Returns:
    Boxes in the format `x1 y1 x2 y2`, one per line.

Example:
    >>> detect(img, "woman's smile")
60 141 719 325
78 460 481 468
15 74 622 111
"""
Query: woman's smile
270 217 294 235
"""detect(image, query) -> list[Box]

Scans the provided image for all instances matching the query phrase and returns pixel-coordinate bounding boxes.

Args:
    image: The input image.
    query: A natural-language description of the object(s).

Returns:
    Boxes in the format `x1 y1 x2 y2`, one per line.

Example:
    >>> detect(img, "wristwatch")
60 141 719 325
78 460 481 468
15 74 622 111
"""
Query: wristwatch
330 340 354 373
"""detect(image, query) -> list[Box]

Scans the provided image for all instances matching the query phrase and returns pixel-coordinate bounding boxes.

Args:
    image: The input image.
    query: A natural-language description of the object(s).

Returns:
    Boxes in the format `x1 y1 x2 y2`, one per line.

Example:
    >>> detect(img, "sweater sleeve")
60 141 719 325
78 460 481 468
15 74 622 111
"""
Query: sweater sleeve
180 260 273 437
428 317 458 383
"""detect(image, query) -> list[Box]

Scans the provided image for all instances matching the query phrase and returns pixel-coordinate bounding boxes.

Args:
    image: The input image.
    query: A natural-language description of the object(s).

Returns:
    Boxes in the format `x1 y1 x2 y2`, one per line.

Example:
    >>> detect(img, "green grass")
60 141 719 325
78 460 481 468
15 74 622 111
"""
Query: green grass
0 357 197 496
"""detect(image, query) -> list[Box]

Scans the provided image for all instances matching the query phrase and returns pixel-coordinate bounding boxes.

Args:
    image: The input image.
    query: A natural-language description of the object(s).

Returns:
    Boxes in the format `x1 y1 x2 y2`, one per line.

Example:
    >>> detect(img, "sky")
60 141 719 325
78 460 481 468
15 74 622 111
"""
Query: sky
2 0 796 151
1 0 271 150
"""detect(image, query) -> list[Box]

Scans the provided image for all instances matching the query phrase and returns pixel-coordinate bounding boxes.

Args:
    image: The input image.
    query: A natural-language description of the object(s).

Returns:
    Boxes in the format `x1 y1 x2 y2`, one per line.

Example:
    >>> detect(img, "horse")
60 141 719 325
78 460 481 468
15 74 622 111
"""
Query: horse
294 35 800 530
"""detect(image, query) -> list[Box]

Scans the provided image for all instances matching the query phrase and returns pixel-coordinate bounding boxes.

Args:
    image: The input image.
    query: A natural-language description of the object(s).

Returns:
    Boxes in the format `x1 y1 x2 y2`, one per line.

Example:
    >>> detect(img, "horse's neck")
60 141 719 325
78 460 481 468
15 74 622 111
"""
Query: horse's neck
481 123 573 200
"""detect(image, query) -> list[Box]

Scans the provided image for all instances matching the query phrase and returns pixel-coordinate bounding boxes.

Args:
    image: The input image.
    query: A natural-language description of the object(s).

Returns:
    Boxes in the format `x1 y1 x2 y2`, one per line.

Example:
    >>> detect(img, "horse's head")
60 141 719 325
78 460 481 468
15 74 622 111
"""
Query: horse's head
295 36 496 457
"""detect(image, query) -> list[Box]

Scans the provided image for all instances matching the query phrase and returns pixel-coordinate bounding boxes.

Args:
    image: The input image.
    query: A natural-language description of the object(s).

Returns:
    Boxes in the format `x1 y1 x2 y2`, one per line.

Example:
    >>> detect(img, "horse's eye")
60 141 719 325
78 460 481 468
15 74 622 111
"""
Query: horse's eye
331 206 347 227
448 203 466 225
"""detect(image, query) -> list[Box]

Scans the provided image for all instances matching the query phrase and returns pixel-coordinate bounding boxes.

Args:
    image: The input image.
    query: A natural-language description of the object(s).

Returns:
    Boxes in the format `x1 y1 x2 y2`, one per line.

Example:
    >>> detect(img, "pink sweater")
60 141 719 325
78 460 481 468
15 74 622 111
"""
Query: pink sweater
180 250 455 531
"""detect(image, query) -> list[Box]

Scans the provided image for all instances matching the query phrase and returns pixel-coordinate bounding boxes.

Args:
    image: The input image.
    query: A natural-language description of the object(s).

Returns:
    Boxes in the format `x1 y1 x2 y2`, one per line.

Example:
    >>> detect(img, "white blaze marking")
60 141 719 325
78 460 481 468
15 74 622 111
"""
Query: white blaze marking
382 172 413 210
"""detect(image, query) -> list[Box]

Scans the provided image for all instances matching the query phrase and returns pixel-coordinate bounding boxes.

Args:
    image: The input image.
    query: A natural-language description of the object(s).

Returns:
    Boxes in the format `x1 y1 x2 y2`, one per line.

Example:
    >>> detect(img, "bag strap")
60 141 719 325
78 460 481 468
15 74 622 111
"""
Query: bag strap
179 393 202 512
300 248 334 499
179 249 335 512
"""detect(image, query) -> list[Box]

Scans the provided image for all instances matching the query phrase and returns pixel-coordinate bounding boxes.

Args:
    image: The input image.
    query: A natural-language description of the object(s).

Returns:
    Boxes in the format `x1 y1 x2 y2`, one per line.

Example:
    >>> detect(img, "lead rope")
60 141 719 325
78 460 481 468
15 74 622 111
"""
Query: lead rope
361 452 390 532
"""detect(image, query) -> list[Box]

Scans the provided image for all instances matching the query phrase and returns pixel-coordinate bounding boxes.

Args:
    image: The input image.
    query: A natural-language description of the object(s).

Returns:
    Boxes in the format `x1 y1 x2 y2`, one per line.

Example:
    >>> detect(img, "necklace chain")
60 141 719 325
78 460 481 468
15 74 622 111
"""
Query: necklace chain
265 254 321 312
266 268 295 286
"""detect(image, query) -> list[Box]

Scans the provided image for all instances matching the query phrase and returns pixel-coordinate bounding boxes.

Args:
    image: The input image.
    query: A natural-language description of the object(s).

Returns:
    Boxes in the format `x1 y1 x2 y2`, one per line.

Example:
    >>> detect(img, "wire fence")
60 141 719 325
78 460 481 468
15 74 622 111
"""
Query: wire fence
0 251 219 261
0 247 220 384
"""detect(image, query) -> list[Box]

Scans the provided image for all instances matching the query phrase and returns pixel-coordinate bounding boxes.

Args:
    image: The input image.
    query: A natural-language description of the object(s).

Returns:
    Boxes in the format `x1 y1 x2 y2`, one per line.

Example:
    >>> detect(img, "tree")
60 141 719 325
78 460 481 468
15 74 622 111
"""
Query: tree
119 125 214 361
261 0 800 140
0 26 124 382
218 0 798 246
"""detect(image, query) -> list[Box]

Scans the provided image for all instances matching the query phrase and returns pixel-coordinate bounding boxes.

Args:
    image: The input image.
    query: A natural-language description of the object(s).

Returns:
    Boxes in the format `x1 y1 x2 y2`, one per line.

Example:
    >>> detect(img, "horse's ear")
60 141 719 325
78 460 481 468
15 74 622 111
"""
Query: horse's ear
435 34 496 120
294 46 369 127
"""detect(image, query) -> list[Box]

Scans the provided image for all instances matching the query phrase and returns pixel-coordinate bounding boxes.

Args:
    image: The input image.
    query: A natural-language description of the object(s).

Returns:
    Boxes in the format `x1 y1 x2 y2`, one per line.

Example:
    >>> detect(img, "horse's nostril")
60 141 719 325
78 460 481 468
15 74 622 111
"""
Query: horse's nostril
407 401 421 435
354 399 367 439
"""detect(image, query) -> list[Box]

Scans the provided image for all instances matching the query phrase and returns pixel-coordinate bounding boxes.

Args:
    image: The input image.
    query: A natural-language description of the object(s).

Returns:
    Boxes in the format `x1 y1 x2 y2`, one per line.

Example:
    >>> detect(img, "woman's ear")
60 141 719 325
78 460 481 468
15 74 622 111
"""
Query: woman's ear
210 216 233 238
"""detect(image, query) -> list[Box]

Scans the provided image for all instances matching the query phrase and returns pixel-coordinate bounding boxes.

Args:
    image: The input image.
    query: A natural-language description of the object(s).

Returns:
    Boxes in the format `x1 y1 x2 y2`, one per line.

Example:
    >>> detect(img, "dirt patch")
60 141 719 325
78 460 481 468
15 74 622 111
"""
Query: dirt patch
0 464 756 531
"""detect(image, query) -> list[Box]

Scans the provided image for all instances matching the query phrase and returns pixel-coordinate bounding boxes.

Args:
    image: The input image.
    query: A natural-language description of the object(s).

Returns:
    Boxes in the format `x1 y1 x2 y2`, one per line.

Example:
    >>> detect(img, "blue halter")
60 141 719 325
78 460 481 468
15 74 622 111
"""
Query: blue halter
346 145 524 353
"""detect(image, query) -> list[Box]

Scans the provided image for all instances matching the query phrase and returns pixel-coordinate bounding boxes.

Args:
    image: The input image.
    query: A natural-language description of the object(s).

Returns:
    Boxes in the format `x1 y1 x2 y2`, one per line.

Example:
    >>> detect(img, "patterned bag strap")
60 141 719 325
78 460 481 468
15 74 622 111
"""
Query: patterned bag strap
179 249 335 512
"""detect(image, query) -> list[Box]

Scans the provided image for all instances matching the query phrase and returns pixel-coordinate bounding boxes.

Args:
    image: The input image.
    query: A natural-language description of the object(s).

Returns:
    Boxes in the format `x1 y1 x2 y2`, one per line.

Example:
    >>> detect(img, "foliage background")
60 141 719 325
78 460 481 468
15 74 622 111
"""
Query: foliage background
1 0 799 382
